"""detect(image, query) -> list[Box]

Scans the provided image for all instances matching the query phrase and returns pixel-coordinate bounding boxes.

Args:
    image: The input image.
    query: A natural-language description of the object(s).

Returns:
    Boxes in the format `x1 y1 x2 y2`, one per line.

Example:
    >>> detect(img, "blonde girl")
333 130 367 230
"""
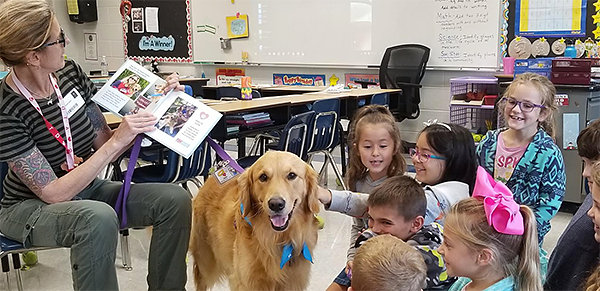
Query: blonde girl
439 168 542 291
326 104 406 291
584 161 600 291
477 73 565 246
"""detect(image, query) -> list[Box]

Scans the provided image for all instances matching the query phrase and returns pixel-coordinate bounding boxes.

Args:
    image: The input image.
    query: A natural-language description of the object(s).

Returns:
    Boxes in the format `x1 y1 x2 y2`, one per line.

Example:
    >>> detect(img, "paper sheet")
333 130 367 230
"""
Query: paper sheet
145 7 159 33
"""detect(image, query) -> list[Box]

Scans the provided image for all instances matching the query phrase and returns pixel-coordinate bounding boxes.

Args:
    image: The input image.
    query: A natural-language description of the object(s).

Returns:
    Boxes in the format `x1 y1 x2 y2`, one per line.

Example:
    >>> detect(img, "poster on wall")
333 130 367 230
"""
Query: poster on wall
226 14 249 39
515 0 586 37
124 0 192 63
273 74 326 86
84 32 98 61
563 113 580 150
345 73 379 88
215 68 245 77
215 68 245 86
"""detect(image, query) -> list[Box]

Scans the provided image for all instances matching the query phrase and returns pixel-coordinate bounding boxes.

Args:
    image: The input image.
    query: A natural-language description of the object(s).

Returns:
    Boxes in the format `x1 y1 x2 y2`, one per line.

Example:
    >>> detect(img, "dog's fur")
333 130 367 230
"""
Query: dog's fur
190 151 320 291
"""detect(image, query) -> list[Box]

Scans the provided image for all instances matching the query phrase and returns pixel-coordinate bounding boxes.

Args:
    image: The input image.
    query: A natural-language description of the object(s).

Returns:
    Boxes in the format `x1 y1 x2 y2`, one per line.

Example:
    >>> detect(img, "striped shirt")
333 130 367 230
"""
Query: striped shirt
0 60 98 207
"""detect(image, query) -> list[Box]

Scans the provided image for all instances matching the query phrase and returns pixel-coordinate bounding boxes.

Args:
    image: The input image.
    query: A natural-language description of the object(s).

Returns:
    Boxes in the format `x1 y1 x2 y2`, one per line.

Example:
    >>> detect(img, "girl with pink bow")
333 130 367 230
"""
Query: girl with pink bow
438 167 543 291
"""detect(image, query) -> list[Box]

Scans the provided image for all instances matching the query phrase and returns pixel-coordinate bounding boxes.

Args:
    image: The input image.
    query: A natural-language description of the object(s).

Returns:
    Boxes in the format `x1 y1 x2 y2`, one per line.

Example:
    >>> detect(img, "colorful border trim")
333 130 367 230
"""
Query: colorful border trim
123 0 193 63
515 0 586 37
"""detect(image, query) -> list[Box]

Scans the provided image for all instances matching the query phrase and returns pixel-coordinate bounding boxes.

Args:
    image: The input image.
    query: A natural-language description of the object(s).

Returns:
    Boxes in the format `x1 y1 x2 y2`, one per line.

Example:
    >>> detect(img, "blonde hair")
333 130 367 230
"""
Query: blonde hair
592 160 600 187
352 234 426 291
584 162 600 291
346 105 406 190
585 264 600 291
445 198 542 291
500 73 558 139
0 0 55 66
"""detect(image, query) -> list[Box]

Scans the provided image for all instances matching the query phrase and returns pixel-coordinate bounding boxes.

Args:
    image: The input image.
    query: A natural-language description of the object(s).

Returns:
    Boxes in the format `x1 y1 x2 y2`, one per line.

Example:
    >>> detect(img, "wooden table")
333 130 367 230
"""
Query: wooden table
259 85 328 96
103 112 121 129
202 85 329 99
104 87 400 158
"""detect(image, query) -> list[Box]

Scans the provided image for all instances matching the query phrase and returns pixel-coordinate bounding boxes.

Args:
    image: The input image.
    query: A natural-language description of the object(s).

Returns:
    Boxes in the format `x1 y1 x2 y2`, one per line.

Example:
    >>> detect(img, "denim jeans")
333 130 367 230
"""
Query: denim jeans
0 178 191 291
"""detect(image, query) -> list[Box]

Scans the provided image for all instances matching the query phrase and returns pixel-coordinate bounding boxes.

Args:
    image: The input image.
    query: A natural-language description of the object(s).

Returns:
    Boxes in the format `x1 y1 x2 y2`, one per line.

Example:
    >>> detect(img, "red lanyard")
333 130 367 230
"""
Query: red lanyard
11 72 76 171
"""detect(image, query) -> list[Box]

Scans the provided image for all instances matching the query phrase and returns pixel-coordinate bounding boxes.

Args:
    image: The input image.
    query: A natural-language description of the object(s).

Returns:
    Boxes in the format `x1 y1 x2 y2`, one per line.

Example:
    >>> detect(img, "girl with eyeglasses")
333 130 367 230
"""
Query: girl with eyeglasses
476 72 566 277
0 1 190 290
410 121 478 225
317 120 479 226
318 119 478 291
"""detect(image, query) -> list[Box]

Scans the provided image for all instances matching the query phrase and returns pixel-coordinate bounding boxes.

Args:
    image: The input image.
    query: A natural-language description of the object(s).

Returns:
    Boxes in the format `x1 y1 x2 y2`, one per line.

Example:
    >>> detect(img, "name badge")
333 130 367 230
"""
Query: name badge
64 88 85 118
213 160 240 184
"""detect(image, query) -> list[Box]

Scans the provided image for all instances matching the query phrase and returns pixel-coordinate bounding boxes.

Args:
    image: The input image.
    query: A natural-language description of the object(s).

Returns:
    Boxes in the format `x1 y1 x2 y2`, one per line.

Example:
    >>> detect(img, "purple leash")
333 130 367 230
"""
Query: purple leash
206 137 244 173
115 136 243 229
115 135 143 229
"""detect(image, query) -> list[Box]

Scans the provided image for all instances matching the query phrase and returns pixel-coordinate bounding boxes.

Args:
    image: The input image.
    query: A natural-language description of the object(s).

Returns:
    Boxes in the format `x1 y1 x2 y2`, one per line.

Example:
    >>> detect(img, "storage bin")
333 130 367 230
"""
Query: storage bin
514 57 554 78
449 77 498 134
551 72 591 85
552 58 592 72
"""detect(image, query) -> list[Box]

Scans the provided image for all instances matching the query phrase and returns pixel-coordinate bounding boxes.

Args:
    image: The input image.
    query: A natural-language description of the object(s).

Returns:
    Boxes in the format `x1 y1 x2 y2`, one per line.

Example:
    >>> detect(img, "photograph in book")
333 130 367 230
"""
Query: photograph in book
92 60 222 158
156 97 198 137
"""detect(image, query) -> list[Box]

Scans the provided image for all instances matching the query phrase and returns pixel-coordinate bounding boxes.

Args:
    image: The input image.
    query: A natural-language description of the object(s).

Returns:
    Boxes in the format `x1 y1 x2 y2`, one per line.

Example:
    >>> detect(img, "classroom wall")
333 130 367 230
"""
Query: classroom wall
54 0 496 142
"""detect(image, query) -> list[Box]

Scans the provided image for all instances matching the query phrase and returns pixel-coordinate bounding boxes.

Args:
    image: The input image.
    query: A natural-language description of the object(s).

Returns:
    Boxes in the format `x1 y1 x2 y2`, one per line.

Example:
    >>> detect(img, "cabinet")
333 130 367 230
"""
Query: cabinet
449 77 499 137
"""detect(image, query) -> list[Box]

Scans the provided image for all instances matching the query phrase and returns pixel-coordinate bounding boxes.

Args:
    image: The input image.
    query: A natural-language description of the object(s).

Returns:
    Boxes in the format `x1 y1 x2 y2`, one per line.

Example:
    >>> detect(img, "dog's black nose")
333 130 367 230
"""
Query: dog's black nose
268 197 285 212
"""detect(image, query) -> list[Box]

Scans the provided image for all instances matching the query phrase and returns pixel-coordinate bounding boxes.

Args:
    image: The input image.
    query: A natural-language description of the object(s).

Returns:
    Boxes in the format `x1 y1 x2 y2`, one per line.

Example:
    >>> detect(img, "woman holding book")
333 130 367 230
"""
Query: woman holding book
0 1 190 290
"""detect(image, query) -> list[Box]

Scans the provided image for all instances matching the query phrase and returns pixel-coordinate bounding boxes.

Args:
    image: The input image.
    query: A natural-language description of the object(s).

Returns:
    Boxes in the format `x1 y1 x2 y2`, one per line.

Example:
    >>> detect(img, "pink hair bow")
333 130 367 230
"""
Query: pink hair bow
472 166 524 235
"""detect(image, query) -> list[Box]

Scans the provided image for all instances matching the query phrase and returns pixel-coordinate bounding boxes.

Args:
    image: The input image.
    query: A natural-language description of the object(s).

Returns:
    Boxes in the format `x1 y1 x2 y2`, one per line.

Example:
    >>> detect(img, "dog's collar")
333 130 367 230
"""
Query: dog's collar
280 242 313 269
240 202 252 226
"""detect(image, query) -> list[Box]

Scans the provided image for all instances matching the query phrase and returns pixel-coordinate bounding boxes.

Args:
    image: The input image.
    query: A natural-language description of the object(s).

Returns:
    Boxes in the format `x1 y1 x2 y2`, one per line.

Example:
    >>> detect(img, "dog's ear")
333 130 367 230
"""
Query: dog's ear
237 167 256 218
304 163 321 214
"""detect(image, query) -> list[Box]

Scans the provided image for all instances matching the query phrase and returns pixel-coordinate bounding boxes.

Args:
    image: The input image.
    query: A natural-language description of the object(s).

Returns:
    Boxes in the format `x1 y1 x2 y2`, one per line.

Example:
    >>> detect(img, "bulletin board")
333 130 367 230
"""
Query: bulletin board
192 0 503 69
504 0 597 58
124 0 193 63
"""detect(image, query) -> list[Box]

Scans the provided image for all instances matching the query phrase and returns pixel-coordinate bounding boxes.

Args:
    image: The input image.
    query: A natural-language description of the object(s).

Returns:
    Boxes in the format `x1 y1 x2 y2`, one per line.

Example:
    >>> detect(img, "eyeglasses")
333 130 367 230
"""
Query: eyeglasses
409 148 446 163
500 97 545 113
39 29 66 49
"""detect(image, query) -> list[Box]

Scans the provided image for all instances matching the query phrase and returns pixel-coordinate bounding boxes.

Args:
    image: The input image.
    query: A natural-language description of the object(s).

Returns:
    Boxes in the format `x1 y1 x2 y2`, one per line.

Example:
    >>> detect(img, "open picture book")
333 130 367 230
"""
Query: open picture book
92 60 222 158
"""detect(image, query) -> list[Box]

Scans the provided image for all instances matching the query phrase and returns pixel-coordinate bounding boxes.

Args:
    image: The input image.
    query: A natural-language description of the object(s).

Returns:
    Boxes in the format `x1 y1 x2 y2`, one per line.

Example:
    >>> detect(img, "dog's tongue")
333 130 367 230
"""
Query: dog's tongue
270 215 288 227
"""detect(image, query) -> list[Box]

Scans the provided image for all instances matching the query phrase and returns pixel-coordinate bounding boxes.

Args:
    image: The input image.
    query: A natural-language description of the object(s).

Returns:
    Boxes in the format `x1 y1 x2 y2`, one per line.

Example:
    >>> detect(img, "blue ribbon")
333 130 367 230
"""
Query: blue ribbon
280 242 313 269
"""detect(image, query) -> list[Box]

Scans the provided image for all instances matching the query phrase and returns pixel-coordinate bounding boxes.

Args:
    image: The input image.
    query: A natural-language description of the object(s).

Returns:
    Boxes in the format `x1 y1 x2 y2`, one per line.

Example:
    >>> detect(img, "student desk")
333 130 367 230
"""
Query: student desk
208 92 351 156
206 88 400 157
103 112 122 129
259 85 328 97
204 85 400 117
339 88 401 118
202 85 329 99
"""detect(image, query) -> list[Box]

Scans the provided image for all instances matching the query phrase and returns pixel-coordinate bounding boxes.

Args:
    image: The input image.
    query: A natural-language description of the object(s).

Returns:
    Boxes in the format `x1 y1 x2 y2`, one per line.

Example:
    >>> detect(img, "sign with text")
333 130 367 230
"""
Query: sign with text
273 74 326 86
217 75 242 86
345 73 379 88
215 68 245 76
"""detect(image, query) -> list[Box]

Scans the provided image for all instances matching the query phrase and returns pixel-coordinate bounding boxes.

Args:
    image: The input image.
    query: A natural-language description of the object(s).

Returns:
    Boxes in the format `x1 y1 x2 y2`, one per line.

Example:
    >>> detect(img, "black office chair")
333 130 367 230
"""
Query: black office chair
379 44 430 122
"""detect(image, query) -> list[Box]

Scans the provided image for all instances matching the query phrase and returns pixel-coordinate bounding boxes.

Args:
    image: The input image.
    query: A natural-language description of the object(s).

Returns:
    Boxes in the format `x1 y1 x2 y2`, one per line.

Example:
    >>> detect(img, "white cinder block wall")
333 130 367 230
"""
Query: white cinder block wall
51 0 497 143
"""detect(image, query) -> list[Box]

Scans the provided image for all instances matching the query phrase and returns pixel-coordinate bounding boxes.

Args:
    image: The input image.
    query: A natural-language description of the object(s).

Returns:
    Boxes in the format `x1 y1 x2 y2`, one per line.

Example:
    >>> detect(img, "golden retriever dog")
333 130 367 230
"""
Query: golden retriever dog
190 151 320 291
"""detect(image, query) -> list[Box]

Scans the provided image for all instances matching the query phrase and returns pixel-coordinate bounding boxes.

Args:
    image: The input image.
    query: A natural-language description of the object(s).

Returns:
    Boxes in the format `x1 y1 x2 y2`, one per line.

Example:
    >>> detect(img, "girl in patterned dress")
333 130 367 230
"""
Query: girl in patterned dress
476 73 566 276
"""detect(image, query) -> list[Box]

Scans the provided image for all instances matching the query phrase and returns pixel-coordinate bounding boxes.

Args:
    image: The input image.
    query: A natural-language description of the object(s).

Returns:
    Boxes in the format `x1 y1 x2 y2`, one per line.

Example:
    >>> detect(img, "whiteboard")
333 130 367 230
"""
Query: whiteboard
191 0 501 68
